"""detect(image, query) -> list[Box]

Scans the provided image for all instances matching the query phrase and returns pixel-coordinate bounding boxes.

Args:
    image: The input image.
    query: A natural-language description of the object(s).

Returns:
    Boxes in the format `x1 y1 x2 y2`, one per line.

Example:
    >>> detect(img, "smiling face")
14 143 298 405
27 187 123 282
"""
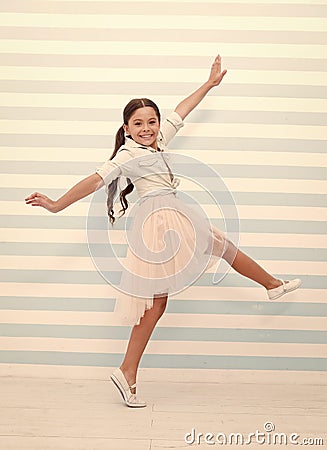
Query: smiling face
124 106 160 150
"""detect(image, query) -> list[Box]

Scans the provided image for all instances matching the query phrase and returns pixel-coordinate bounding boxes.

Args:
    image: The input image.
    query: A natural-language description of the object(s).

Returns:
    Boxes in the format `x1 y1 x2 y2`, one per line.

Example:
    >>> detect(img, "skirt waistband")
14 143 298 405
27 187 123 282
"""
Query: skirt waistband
139 188 177 204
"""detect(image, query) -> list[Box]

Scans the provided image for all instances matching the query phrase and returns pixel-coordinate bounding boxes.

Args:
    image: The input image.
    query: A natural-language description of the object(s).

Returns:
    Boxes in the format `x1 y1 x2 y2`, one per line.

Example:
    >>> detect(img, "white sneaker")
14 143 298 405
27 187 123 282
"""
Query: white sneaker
267 278 302 300
110 368 147 408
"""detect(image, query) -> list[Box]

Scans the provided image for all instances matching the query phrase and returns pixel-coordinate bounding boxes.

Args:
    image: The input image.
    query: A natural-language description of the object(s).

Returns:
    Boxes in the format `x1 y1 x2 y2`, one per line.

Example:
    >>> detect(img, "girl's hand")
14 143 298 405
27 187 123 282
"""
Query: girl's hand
25 192 59 213
207 55 227 87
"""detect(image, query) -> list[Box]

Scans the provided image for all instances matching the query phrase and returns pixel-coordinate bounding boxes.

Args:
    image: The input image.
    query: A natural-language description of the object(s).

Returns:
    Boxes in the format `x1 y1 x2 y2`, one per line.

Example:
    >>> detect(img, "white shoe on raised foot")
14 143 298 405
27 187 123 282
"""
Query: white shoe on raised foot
267 278 302 300
110 367 147 408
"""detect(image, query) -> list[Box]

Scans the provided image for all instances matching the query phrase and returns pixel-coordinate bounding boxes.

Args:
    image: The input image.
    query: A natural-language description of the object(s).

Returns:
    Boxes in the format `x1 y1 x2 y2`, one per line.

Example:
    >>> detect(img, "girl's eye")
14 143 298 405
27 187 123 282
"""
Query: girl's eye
134 122 141 126
149 121 156 124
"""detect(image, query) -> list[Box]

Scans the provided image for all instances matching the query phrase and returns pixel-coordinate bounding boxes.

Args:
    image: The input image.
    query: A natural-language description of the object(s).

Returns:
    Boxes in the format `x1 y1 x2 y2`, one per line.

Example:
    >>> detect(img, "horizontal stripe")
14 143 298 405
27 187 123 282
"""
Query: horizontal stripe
1 297 326 317
0 257 325 281
0 351 325 370
1 41 326 59
1 323 326 344
1 81 326 100
1 246 326 263
6 199 327 219
0 259 324 279
0 262 326 284
1 216 325 234
1 107 326 126
3 160 326 179
0 55 327 72
1 120 325 141
1 338 326 358
1 67 326 85
0 296 115 312
1 134 326 153
37 0 327 4
2 311 325 330
0 28 326 45
2 282 325 303
167 299 327 317
2 150 326 169
0 14 326 32
1 2 326 17
5 176 327 196
2 94 327 113
3 188 327 207
2 228 326 249
0 270 324 289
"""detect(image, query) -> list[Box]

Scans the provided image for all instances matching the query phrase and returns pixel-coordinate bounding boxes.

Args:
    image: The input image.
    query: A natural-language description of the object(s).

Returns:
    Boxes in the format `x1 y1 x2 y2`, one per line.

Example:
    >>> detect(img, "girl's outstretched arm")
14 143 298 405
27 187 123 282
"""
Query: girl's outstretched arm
174 55 227 120
25 173 104 213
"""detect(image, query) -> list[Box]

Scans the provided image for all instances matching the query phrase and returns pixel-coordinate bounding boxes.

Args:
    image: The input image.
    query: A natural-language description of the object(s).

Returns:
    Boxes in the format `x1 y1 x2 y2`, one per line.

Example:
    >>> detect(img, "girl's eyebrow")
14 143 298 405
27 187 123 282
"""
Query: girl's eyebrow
132 117 157 122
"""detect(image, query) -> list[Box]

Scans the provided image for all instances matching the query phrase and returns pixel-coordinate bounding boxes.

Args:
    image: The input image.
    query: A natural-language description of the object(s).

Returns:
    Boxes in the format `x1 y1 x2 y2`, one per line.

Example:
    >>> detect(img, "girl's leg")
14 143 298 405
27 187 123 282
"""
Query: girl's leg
119 295 168 394
222 241 283 290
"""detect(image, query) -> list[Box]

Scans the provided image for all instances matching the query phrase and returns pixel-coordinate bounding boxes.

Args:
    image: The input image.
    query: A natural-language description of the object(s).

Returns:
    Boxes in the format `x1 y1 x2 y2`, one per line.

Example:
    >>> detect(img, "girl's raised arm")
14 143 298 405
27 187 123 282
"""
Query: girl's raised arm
174 55 227 121
25 173 104 213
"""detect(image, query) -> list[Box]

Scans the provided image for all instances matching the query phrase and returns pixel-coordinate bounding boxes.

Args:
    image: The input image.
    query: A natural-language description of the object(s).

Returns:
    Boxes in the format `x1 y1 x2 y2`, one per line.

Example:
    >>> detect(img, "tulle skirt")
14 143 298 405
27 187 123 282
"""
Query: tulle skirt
113 189 231 326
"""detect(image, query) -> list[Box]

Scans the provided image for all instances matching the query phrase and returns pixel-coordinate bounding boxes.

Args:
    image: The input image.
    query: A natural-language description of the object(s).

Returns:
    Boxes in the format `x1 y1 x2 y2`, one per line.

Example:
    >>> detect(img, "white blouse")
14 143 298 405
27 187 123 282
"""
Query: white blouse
95 111 184 198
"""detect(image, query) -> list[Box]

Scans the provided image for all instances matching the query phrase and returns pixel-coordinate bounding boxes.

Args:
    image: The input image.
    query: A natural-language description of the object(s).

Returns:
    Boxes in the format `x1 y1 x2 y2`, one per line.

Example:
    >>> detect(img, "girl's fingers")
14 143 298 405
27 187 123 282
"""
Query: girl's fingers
25 192 46 201
25 192 38 201
25 192 49 208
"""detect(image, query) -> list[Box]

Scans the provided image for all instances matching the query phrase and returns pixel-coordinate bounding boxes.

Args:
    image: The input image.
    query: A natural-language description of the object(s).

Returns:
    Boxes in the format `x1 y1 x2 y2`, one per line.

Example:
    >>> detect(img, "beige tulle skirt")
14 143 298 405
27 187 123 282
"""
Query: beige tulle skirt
113 190 230 326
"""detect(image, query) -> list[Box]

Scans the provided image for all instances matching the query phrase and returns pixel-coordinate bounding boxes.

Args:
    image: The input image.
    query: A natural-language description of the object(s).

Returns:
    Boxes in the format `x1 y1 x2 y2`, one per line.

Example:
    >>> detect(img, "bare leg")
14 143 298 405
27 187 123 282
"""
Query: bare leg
222 241 283 290
119 295 168 394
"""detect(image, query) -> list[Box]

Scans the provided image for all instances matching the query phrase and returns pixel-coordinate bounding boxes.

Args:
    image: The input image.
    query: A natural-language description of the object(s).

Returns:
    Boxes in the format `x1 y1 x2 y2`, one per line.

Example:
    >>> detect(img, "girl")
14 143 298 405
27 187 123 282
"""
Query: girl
25 55 301 408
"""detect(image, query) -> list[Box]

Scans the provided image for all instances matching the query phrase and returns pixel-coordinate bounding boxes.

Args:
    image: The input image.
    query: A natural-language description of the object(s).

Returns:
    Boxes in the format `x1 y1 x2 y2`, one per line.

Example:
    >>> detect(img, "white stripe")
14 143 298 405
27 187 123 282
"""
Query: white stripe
0 255 324 276
7 175 327 194
6 200 327 218
2 229 326 249
49 0 327 4
2 148 326 168
178 179 327 196
180 123 326 139
0 176 327 195
235 204 326 220
2 282 325 303
180 151 327 168
1 337 326 358
0 119 325 140
0 14 326 31
1 67 326 86
1 40 326 59
0 310 324 330
2 94 326 113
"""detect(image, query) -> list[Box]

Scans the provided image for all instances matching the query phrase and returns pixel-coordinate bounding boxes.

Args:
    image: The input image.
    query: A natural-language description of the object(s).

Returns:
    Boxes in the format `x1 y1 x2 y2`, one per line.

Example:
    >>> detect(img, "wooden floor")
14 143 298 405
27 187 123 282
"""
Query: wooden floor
0 369 326 449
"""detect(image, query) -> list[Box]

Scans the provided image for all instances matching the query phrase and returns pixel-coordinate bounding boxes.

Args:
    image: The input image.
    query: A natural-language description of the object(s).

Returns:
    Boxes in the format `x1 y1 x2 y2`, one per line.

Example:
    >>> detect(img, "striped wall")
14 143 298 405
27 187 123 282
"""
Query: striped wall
1 0 326 376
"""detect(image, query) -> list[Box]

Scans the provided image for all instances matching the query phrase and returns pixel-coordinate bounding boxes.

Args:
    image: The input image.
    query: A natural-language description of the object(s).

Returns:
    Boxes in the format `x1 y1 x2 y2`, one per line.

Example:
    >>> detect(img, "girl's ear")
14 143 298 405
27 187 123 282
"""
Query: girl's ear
123 124 129 134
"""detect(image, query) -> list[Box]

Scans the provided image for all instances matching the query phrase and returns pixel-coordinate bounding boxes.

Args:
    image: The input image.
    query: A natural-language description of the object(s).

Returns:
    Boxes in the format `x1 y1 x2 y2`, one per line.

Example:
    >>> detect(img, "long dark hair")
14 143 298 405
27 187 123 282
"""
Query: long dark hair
107 98 161 225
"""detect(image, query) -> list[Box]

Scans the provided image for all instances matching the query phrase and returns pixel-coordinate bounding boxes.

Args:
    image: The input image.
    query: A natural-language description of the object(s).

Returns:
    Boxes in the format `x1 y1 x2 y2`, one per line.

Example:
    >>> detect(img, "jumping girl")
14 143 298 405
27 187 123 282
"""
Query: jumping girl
25 55 301 408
